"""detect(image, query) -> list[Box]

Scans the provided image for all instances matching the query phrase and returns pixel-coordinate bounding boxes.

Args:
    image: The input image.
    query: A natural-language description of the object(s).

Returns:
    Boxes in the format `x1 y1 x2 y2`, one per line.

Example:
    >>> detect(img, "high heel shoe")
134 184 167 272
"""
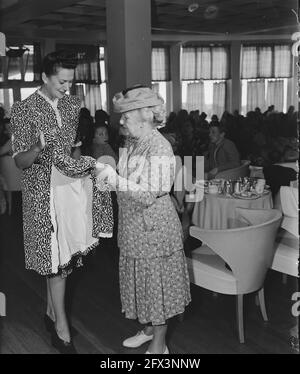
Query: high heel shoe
51 329 77 354
44 314 78 337
44 314 55 333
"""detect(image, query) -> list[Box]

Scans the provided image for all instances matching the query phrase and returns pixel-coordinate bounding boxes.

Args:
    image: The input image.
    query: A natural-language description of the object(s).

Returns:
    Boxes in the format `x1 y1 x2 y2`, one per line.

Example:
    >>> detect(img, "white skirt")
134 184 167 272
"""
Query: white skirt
49 165 98 274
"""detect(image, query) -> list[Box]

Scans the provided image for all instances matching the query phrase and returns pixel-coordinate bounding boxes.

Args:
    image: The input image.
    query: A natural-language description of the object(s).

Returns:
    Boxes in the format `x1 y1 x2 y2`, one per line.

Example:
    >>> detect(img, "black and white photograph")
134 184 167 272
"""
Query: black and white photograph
0 0 299 358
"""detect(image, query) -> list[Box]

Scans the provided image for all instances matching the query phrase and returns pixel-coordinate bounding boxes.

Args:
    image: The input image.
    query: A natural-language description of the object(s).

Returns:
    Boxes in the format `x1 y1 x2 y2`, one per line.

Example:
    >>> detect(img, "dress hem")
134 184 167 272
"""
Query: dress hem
121 299 191 326
25 239 99 277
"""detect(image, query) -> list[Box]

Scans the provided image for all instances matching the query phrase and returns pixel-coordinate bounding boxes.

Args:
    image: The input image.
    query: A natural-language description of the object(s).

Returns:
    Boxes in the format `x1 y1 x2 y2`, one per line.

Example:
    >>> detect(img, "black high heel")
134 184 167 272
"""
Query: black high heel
44 314 55 333
44 314 78 336
51 329 77 354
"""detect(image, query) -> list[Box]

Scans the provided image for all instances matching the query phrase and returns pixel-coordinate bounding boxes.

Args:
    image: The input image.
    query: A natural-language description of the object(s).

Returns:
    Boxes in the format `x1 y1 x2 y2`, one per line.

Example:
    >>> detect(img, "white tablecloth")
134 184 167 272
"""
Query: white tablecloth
192 191 273 229
275 186 298 237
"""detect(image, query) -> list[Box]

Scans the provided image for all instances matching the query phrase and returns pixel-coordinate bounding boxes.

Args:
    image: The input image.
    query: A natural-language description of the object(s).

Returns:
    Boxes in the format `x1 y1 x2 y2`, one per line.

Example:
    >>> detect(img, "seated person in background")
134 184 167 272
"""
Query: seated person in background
95 109 109 126
88 124 118 168
205 124 240 179
263 150 297 198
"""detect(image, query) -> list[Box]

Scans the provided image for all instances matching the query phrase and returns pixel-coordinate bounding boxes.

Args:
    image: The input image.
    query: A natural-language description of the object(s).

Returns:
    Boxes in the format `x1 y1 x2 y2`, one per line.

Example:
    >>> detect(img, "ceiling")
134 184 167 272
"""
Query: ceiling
0 0 299 41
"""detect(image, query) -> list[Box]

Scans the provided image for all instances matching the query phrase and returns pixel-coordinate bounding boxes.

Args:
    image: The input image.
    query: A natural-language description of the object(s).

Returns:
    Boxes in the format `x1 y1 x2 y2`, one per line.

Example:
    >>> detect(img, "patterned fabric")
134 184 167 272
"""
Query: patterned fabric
119 251 191 325
10 90 113 276
117 130 183 258
117 129 191 324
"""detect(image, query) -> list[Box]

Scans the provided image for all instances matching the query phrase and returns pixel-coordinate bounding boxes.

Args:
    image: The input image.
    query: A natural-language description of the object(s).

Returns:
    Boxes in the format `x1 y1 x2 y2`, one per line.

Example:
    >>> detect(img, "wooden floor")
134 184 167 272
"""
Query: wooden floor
0 196 298 354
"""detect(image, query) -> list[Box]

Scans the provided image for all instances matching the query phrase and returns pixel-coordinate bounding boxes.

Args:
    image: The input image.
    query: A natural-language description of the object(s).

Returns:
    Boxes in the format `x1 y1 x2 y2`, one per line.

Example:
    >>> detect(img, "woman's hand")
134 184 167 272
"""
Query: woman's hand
96 163 118 187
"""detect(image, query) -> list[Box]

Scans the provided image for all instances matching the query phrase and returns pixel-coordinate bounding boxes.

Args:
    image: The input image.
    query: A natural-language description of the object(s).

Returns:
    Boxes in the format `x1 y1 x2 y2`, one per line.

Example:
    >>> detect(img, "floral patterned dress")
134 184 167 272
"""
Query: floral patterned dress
117 129 191 325
10 89 113 277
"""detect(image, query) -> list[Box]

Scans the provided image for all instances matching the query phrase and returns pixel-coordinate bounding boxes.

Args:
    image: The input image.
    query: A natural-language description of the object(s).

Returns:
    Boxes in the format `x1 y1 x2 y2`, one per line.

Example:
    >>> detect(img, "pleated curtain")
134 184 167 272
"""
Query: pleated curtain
76 84 102 117
242 46 258 79
181 47 196 80
266 80 284 112
211 47 229 79
182 46 229 80
274 45 292 78
242 44 291 112
246 80 265 112
152 48 170 81
186 82 204 112
258 46 272 78
242 44 292 79
195 47 211 79
213 82 226 117
151 82 160 93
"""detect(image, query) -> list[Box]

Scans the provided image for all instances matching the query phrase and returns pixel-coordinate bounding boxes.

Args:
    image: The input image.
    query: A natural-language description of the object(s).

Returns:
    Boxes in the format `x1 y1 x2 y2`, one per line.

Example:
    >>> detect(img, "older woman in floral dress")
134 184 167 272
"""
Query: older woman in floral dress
98 86 191 354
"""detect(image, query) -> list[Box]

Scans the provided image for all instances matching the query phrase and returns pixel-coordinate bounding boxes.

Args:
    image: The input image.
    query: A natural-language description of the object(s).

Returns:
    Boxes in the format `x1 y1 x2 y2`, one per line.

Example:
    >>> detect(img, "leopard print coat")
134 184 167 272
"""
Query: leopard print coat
10 90 113 276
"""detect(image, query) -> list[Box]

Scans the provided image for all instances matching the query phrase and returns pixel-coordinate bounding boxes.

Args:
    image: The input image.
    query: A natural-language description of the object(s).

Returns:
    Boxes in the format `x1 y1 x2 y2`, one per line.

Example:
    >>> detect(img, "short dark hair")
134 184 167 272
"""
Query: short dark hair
210 123 226 135
42 50 78 77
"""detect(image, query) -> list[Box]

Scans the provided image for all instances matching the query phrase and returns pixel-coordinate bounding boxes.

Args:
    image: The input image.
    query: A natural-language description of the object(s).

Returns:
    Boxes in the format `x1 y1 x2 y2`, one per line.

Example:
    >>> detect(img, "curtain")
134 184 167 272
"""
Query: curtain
274 45 292 78
266 80 284 112
76 84 102 117
242 44 292 79
152 47 170 81
258 46 272 78
213 81 226 118
212 47 229 79
182 46 229 80
151 82 159 93
186 82 204 112
196 47 211 79
181 47 196 80
246 80 265 112
75 84 85 106
242 46 258 79
57 44 101 83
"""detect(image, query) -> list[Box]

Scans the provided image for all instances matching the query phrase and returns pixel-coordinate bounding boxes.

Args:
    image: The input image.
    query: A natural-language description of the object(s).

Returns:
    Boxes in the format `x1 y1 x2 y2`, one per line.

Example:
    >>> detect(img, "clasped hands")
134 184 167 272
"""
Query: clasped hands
95 162 118 187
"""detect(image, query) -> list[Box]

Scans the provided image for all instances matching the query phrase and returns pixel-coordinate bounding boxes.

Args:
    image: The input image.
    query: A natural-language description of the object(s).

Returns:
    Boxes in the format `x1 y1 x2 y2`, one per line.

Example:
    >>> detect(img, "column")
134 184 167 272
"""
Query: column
42 38 56 57
230 41 242 113
170 43 182 113
106 0 152 118
287 56 298 109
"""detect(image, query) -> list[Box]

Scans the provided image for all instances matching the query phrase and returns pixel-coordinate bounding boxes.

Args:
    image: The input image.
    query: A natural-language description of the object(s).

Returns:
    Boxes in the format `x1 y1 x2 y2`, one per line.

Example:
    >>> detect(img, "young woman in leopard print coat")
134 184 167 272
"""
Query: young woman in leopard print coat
10 50 113 353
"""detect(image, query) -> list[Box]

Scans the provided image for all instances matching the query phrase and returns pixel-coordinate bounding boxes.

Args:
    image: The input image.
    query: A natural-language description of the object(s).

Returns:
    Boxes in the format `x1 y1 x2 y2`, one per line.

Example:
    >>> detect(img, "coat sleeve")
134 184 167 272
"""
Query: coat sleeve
10 101 35 158
52 140 96 178
52 96 97 178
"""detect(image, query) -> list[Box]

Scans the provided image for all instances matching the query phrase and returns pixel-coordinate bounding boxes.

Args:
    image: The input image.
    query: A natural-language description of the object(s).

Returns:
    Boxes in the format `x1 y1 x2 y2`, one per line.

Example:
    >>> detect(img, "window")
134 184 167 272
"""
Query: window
241 44 292 114
151 47 171 112
21 86 40 101
2 44 41 82
0 88 14 116
181 46 229 119
58 44 107 116
0 43 41 114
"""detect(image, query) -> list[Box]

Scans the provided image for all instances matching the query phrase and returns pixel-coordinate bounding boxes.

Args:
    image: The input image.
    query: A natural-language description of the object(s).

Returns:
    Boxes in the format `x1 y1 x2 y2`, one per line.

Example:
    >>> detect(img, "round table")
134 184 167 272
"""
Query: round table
191 191 273 229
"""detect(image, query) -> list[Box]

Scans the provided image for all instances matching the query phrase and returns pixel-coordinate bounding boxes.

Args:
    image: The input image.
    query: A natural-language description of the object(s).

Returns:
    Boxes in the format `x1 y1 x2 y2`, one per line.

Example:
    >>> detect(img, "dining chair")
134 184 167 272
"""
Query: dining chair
271 229 299 278
272 186 299 282
186 208 282 343
215 160 250 180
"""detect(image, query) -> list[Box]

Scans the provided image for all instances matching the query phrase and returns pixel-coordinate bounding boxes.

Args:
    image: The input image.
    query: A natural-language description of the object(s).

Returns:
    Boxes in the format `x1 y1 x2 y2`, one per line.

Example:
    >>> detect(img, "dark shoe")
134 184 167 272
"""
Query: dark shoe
44 314 55 333
44 314 78 337
51 329 77 354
